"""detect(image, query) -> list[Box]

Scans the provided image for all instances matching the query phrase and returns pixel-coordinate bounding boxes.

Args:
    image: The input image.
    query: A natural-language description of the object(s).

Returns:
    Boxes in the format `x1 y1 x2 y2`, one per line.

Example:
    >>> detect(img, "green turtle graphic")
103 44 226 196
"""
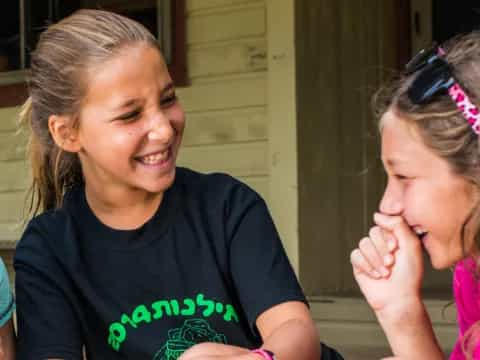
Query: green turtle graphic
153 319 227 360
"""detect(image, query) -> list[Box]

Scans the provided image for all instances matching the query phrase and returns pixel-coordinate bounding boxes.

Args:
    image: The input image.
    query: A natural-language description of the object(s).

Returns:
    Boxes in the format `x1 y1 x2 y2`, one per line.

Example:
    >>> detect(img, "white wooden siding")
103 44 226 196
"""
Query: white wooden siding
178 0 269 202
0 106 27 245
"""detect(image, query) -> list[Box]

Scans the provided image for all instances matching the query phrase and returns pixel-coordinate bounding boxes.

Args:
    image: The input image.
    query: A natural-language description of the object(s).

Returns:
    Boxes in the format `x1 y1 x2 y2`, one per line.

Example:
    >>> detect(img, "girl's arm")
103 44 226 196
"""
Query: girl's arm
375 297 443 359
0 258 15 360
179 301 320 360
0 320 15 360
255 301 320 360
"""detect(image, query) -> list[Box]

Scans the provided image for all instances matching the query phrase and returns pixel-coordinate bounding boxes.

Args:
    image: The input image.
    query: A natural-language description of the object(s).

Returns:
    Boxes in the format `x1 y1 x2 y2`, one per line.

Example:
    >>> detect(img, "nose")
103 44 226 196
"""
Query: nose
147 111 174 144
379 179 404 215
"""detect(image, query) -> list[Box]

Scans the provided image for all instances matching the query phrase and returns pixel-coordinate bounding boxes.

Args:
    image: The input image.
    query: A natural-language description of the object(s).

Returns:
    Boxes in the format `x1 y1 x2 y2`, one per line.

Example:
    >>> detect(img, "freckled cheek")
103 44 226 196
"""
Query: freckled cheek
108 129 143 152
169 107 186 133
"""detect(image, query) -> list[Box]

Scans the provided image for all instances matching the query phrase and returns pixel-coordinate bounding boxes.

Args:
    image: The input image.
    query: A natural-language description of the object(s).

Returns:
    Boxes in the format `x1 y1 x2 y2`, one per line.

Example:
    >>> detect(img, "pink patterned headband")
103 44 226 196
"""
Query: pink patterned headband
448 84 480 134
439 47 480 134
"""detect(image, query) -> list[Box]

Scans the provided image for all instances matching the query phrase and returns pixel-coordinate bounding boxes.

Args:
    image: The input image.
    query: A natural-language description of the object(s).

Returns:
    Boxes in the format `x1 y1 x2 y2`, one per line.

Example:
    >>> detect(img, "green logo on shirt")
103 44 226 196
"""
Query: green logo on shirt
107 293 239 352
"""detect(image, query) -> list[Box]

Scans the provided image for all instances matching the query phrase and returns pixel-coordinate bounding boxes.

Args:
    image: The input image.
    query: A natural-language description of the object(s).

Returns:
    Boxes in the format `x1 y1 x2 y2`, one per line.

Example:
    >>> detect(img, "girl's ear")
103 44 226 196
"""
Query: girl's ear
48 114 82 153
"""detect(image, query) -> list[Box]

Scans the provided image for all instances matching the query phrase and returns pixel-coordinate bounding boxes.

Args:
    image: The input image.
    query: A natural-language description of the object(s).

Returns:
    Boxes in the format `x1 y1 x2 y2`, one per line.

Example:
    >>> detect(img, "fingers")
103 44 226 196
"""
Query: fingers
351 247 381 278
361 230 389 276
374 213 419 251
351 225 397 278
374 212 404 231
369 226 397 266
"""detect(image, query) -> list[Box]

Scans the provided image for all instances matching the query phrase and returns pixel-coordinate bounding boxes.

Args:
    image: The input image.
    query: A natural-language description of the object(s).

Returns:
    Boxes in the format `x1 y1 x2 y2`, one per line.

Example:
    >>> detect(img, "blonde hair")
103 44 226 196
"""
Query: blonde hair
376 31 480 359
20 9 160 217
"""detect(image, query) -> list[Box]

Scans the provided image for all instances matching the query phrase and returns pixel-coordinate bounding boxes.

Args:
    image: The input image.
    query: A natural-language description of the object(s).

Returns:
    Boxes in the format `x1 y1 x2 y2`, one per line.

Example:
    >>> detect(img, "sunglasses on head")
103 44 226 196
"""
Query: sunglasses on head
405 44 454 104
406 44 480 134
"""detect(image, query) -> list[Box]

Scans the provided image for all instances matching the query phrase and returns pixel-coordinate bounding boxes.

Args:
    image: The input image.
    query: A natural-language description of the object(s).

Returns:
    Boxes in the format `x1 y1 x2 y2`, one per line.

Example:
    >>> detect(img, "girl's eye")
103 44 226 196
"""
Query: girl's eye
161 94 178 108
117 109 141 122
394 174 409 181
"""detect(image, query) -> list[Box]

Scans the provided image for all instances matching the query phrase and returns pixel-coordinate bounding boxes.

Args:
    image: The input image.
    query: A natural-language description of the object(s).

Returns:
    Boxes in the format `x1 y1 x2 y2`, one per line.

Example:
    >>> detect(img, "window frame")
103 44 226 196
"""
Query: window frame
0 0 187 108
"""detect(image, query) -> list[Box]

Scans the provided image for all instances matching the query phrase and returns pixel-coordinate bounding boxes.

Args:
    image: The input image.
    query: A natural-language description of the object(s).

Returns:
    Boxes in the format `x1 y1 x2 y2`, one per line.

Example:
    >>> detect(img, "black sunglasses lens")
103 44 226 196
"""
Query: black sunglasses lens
405 43 438 74
408 59 452 104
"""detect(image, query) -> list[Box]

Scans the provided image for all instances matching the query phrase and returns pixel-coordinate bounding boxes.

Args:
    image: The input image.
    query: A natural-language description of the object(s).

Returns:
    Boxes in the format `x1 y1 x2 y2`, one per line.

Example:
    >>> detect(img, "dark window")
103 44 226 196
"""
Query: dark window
433 1 480 43
0 0 186 84
0 2 20 71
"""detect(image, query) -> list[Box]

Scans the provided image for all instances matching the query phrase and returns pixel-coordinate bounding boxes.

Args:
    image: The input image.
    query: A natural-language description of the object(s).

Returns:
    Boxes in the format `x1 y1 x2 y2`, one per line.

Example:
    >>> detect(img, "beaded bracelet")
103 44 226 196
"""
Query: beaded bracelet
251 348 275 360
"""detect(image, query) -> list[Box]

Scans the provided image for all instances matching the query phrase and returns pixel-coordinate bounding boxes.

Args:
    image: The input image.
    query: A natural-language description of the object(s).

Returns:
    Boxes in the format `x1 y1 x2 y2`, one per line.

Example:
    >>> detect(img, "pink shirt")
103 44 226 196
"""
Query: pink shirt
450 258 480 359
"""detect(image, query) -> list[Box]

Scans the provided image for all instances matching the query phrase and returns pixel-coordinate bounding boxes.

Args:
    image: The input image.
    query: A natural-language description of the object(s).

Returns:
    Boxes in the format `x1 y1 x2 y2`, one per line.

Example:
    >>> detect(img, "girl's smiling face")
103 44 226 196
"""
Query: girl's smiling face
379 109 478 269
73 43 185 197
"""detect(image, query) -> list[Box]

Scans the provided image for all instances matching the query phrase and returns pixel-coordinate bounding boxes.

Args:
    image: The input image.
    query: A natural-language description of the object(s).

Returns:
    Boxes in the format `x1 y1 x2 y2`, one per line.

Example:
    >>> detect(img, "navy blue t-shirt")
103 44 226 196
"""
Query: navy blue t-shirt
14 167 306 359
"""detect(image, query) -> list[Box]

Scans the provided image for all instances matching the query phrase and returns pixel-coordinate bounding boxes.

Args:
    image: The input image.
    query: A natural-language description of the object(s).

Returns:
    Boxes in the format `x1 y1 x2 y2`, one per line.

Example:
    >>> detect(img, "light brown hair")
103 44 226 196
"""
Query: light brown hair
20 9 160 217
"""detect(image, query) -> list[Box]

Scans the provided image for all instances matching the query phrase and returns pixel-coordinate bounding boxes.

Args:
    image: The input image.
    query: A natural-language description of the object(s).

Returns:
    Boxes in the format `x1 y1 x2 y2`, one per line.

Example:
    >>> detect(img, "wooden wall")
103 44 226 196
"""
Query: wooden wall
0 106 26 278
295 0 396 295
0 106 27 248
178 0 269 201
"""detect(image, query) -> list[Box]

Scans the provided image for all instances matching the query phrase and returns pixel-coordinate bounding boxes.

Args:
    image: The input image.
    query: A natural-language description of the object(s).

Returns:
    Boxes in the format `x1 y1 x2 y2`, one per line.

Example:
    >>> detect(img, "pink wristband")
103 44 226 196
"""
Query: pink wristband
251 348 274 360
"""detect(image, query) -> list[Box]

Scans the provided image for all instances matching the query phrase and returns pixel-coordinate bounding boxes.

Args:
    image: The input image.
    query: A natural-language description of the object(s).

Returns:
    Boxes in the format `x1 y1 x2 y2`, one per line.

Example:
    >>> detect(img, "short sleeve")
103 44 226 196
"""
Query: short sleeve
227 187 306 335
14 220 83 360
0 257 14 327
450 259 480 359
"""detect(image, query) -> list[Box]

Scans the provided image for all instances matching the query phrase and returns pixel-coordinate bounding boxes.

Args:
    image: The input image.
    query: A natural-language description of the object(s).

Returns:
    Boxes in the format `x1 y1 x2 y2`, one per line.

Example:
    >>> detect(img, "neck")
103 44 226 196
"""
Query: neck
84 182 163 230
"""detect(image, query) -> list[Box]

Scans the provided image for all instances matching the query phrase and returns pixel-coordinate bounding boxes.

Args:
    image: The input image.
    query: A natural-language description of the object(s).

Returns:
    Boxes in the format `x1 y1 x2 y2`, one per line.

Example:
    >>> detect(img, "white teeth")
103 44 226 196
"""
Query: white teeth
414 227 427 236
140 150 169 164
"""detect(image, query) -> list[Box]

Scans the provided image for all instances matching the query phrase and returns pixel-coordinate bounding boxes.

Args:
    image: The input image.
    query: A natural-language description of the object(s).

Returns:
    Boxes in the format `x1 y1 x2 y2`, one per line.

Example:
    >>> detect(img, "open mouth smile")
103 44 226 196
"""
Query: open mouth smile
135 148 171 166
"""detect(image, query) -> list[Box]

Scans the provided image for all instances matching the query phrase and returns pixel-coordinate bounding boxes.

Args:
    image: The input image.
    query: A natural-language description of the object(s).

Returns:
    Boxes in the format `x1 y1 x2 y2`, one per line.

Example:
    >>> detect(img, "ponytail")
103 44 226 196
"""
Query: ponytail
19 97 82 219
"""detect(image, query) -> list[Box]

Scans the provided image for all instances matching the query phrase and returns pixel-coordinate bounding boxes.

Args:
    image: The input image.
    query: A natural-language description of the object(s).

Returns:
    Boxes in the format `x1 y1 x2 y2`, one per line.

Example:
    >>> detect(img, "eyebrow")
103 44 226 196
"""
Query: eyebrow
114 82 175 110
